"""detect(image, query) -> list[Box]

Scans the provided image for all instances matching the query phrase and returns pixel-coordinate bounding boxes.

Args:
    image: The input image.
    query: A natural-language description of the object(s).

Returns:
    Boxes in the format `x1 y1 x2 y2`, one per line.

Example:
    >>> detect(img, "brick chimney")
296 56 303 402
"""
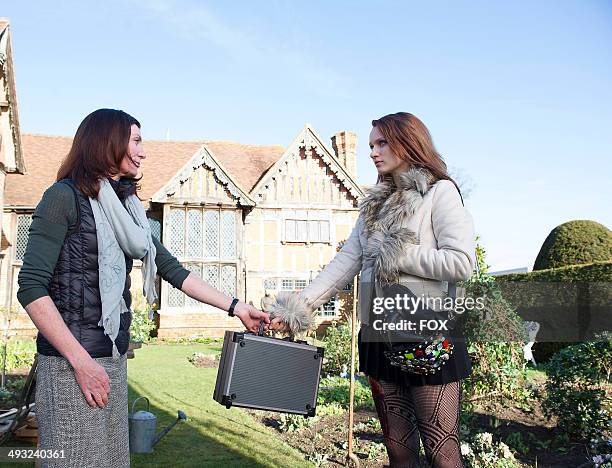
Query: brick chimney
331 131 357 180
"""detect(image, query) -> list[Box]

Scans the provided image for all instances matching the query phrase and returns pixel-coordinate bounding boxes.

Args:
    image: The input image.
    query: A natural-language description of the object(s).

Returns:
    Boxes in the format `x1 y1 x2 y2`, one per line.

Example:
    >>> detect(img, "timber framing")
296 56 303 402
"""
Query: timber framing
250 124 363 204
151 144 256 207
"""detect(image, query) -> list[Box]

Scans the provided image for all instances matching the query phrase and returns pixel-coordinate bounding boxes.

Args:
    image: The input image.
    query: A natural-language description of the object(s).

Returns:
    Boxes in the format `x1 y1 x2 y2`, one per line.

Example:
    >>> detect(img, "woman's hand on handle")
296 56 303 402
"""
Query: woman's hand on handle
233 302 270 333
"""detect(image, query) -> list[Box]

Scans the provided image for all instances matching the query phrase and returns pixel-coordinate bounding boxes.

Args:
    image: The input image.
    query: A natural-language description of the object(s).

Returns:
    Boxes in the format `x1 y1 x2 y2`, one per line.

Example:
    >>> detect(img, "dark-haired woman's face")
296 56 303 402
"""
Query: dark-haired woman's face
118 125 146 179
369 126 409 176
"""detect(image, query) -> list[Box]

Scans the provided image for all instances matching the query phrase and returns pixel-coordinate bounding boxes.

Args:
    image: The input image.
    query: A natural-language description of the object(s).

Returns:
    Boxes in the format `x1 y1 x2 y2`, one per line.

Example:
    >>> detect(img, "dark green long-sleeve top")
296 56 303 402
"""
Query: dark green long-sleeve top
17 182 190 308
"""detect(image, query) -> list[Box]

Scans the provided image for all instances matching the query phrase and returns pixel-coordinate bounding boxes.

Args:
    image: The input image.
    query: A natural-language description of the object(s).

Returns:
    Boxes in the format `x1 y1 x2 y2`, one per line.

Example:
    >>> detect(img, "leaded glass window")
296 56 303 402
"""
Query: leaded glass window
15 215 32 261
168 209 185 257
184 263 202 308
220 211 236 259
168 284 184 307
186 209 203 258
220 265 237 297
204 211 219 257
147 217 162 242
203 264 219 288
165 207 238 309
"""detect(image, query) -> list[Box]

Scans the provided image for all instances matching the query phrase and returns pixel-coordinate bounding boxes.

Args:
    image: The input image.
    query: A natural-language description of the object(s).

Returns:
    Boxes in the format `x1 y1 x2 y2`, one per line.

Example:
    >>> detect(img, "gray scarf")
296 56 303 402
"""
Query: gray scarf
89 179 158 358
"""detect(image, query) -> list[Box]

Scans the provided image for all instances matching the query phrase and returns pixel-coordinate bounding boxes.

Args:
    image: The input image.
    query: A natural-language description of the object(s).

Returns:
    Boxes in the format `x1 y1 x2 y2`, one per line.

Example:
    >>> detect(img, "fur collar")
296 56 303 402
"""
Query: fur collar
360 167 437 284
360 167 437 236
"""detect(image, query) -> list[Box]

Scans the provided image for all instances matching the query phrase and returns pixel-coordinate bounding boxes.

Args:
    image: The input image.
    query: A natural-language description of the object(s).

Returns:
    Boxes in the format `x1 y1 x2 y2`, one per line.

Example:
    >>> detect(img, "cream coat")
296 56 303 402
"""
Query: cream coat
271 168 476 332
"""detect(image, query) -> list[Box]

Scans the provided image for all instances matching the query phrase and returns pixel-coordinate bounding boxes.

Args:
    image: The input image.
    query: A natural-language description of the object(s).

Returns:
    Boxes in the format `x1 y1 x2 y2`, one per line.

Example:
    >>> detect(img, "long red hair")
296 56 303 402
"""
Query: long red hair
372 112 460 193
56 108 140 198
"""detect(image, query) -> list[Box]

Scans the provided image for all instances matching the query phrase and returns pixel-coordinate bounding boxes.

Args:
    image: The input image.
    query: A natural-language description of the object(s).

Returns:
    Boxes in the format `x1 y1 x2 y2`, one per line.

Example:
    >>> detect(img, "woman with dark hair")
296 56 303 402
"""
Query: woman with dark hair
270 112 475 467
17 108 269 467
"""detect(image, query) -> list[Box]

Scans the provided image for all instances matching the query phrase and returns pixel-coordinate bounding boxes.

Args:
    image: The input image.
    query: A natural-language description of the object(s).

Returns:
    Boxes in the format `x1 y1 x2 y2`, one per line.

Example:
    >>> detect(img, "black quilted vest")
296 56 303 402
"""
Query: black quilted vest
36 178 133 358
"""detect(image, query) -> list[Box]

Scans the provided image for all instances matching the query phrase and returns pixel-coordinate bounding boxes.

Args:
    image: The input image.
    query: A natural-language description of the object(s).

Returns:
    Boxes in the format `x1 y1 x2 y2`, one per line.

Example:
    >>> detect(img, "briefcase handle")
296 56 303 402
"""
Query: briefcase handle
253 320 298 342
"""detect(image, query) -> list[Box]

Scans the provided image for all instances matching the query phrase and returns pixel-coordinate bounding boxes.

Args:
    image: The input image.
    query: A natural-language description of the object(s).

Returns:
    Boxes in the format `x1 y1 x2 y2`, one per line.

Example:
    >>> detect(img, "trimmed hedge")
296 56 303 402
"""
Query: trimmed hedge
533 220 612 271
499 261 612 282
496 261 612 361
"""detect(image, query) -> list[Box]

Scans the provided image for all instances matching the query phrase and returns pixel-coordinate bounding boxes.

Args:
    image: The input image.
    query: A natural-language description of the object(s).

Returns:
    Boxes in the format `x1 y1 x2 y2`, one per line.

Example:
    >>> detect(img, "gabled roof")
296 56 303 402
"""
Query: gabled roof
4 134 284 208
147 141 283 206
4 135 70 207
250 124 363 203
0 19 25 174
151 144 250 206
205 141 283 192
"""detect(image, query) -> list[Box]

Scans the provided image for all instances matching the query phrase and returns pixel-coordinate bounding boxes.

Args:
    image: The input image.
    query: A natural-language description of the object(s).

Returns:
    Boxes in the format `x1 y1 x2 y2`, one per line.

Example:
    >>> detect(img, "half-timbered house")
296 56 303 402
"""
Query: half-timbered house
1 125 363 338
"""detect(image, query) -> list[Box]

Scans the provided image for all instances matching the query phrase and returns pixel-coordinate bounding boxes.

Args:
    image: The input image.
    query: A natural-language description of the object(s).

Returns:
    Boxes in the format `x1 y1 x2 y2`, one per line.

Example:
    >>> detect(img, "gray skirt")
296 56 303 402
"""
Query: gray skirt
35 354 129 468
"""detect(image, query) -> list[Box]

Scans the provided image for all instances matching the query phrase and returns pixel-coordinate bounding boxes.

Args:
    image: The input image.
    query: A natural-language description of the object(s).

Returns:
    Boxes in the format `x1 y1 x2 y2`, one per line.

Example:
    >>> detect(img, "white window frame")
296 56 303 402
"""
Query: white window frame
283 219 330 243
317 296 339 318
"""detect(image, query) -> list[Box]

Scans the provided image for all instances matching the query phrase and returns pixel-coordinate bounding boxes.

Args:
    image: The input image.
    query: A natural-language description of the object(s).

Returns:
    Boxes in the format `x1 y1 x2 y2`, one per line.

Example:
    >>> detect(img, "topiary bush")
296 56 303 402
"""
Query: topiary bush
533 220 612 271
542 339 612 441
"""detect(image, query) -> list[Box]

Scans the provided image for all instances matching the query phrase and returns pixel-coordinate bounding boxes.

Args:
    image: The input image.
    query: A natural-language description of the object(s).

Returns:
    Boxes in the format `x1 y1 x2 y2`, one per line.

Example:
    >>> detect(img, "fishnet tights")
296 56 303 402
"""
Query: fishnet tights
369 377 464 468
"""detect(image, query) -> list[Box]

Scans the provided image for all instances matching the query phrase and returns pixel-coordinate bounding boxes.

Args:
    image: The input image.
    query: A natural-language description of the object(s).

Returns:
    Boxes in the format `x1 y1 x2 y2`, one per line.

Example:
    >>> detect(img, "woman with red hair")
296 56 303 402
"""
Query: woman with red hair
271 112 475 467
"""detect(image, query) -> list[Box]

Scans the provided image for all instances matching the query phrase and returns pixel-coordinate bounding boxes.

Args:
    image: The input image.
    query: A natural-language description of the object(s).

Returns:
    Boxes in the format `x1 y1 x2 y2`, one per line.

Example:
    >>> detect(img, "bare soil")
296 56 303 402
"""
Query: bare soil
247 374 596 468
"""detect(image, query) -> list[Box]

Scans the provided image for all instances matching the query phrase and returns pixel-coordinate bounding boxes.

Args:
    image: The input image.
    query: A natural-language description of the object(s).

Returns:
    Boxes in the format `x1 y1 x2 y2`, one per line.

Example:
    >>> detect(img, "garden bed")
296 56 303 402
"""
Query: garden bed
247 373 598 467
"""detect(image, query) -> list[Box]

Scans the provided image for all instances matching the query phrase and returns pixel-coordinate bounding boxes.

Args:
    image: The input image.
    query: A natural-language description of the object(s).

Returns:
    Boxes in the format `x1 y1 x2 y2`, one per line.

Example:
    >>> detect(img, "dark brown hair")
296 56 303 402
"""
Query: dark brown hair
372 112 460 193
56 108 140 198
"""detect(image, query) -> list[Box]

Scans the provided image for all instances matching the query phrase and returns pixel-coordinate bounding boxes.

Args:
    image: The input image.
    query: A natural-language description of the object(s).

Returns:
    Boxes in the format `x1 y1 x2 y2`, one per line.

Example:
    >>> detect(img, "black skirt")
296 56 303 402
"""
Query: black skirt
358 324 472 387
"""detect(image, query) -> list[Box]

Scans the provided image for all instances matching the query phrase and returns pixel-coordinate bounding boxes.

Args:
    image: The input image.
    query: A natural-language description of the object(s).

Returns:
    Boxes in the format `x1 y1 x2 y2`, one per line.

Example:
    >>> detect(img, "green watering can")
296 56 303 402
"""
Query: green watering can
128 396 187 453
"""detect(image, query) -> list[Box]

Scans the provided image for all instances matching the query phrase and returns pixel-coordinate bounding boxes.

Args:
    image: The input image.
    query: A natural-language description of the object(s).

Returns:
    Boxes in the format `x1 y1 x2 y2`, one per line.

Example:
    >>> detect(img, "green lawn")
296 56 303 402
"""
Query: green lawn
128 343 312 468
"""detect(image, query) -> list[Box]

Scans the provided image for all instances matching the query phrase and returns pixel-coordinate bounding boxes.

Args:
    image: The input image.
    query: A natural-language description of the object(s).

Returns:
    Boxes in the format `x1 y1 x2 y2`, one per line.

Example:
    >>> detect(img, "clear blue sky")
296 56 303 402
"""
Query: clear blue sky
4 0 612 271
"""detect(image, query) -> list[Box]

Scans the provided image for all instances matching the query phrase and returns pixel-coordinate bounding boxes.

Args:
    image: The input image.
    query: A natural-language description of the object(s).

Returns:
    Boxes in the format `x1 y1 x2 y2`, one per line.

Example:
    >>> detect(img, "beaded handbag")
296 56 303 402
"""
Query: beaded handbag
384 335 454 375
377 282 459 375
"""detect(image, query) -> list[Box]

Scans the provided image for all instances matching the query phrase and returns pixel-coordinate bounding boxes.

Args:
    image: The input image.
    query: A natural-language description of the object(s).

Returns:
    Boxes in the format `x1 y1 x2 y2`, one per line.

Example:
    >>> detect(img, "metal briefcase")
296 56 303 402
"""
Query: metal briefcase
213 330 324 416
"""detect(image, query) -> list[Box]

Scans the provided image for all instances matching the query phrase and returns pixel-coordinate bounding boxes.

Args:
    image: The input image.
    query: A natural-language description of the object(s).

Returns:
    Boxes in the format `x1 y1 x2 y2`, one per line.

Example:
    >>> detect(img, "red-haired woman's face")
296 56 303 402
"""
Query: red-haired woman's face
118 124 147 179
369 126 409 176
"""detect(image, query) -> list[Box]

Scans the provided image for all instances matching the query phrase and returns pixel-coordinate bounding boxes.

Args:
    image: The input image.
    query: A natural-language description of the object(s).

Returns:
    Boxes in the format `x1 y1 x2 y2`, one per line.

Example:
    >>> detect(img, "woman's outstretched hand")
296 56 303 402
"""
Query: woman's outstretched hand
233 302 270 333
